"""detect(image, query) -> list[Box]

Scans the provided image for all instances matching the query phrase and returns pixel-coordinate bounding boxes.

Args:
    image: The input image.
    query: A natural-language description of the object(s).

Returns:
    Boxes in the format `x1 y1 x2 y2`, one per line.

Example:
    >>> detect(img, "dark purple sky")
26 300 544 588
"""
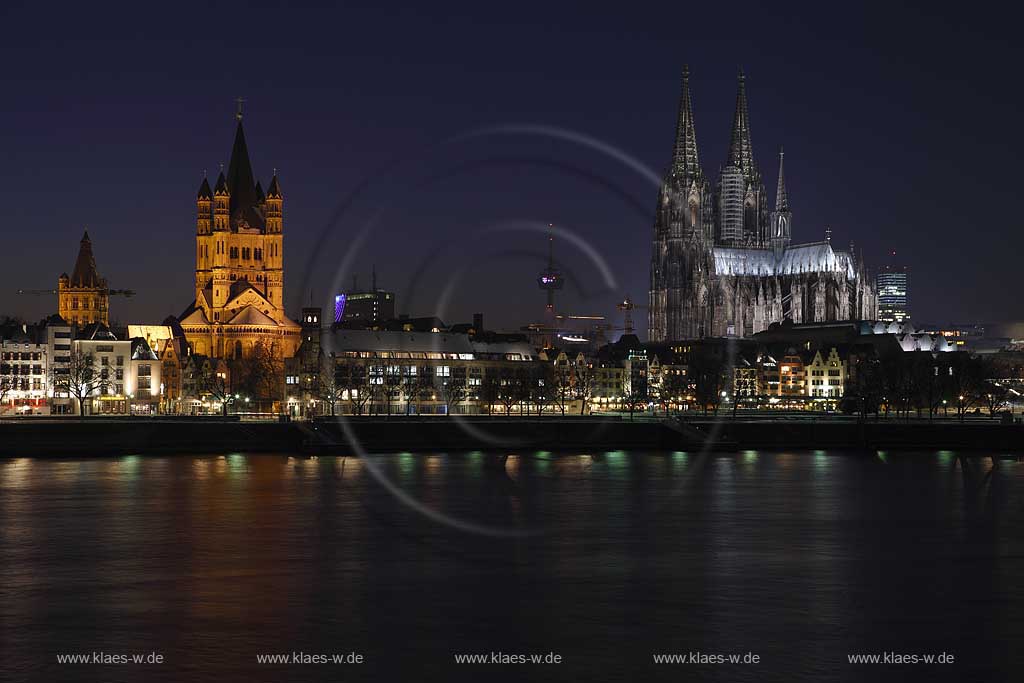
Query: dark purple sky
0 1 1018 334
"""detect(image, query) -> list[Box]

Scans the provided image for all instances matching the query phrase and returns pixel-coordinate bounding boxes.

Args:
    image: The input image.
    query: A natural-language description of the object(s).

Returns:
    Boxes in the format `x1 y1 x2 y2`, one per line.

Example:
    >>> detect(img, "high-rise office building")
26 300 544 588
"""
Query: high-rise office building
334 269 395 325
876 262 910 324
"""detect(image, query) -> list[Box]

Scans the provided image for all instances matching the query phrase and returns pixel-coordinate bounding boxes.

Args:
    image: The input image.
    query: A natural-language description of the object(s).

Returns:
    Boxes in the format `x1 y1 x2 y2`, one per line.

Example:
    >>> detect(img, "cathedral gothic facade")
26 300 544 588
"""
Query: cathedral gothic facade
648 68 876 341
178 113 300 360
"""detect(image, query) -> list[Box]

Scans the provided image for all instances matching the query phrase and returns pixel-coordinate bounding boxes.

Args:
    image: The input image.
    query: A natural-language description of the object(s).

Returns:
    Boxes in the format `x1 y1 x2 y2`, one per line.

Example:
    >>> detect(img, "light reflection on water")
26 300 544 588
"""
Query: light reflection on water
0 451 1020 682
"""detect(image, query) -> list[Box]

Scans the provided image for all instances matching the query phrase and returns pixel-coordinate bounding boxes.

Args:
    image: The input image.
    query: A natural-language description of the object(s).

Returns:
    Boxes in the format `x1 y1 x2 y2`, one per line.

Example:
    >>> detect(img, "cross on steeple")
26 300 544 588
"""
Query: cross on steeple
235 97 246 121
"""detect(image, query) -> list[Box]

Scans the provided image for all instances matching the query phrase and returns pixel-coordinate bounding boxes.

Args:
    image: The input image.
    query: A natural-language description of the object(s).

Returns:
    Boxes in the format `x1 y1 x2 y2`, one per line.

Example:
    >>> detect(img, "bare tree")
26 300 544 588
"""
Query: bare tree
441 374 469 415
49 348 109 417
946 353 984 421
659 367 688 416
498 369 519 416
233 340 283 412
340 363 372 416
316 352 345 416
0 375 13 415
411 367 435 415
553 363 573 416
689 346 725 416
480 373 501 416
513 367 536 416
198 360 233 416
848 356 883 420
624 380 647 421
533 365 554 416
572 362 595 415
381 366 403 417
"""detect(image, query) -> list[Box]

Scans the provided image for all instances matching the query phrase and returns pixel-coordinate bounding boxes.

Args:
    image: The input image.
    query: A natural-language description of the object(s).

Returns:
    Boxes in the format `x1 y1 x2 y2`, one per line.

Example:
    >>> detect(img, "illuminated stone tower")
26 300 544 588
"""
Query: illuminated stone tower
58 231 109 327
717 71 768 246
180 108 300 360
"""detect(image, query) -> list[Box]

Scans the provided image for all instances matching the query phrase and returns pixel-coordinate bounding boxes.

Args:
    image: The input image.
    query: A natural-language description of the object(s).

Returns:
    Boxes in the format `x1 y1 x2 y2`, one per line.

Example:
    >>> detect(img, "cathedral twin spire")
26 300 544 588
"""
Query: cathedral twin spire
726 70 757 179
670 65 701 180
664 68 789 238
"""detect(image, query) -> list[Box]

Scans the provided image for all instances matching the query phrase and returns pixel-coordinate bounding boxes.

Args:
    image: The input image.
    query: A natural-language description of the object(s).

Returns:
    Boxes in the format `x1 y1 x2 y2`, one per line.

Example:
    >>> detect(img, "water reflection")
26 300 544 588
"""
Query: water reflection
0 451 1019 681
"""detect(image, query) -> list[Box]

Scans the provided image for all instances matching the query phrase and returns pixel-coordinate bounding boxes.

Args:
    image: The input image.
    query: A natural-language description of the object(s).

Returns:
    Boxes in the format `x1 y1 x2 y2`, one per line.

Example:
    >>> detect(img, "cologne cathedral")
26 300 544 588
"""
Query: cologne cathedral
647 68 876 341
178 111 301 360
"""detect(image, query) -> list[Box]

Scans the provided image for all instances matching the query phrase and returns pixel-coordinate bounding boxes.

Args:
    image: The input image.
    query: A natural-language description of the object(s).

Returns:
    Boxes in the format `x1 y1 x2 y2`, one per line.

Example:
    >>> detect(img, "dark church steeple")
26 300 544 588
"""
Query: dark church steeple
197 176 213 200
671 65 701 180
726 69 756 179
770 147 792 254
70 230 104 288
774 146 789 212
225 118 263 229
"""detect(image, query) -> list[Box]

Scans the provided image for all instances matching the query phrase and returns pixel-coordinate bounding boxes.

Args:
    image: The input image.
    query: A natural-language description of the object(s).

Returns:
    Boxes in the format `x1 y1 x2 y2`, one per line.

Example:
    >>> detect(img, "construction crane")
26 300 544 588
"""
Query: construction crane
17 288 136 297
616 295 648 336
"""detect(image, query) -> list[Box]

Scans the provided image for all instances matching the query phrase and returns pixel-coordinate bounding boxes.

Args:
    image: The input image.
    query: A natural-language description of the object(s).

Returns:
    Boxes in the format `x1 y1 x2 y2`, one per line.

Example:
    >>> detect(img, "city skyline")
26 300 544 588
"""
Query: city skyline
2 6 1023 680
0 2 1020 332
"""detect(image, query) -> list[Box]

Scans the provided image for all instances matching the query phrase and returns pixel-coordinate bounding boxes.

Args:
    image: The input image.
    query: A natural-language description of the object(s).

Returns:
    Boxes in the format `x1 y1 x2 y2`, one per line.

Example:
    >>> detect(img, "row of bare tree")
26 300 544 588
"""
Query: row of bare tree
649 346 1011 421
38 340 285 417
310 357 599 417
848 351 1008 420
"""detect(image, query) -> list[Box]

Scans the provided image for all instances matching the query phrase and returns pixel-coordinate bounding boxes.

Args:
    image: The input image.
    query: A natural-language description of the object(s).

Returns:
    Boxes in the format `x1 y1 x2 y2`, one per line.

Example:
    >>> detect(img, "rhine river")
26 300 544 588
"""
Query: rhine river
1 451 1022 682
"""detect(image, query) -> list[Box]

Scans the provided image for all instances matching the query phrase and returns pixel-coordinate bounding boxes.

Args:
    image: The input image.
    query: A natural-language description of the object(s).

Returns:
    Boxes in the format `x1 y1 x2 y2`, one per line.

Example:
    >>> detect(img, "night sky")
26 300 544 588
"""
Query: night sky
1 1 1018 335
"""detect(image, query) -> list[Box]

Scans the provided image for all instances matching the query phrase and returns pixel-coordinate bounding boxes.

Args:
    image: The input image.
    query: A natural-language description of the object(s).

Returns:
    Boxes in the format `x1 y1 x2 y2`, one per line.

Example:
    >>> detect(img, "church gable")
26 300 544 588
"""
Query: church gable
226 305 279 327
222 287 277 320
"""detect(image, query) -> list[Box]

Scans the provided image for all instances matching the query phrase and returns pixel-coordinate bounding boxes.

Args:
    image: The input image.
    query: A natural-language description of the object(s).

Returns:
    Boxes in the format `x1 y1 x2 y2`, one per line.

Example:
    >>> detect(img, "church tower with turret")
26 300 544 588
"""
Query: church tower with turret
179 107 300 361
716 71 769 247
58 231 110 327
648 66 716 341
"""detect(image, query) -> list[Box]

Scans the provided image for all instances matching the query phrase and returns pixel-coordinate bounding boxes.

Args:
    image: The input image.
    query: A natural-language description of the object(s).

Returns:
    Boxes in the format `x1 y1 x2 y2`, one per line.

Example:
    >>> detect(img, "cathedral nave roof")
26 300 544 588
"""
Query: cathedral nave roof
712 241 857 280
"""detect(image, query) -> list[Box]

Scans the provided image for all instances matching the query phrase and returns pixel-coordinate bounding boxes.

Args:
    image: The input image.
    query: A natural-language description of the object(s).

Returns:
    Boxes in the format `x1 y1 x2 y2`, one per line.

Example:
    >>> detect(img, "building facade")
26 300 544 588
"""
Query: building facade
0 329 48 415
806 347 846 397
285 315 543 416
178 112 300 361
877 263 911 324
58 231 110 327
73 327 162 415
648 68 876 342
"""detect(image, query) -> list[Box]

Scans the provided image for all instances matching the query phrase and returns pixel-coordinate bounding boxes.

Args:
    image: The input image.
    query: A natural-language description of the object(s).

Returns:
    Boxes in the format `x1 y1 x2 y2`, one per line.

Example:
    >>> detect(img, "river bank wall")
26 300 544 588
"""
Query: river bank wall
0 416 1021 457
